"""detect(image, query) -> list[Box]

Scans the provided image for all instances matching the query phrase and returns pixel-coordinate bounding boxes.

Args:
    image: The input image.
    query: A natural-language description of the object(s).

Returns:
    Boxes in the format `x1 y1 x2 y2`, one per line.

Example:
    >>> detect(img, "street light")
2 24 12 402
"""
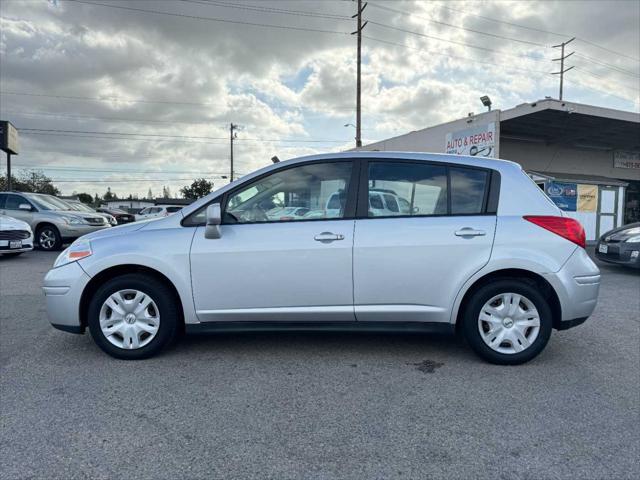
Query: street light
480 96 492 111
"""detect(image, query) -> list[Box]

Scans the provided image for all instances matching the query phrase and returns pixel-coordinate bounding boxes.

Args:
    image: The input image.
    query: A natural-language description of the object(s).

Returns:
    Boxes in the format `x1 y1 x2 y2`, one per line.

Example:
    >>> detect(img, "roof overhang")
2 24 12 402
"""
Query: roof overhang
500 99 640 151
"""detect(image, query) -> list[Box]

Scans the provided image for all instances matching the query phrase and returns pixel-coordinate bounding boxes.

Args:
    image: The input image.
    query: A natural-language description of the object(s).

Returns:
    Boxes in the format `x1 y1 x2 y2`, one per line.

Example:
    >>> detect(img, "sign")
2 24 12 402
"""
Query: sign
546 181 577 211
614 150 640 169
577 184 598 212
445 122 495 158
0 121 19 155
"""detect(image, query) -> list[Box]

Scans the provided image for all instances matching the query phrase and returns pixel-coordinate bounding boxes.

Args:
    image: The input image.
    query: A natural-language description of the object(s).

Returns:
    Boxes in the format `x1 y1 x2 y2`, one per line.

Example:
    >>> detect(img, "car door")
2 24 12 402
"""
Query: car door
353 160 497 324
189 160 358 322
0 193 35 224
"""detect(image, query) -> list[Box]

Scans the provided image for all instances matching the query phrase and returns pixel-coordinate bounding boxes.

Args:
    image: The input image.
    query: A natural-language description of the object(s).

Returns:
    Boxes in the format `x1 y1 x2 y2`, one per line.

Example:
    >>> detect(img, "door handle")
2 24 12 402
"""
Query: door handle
314 232 345 243
455 228 486 237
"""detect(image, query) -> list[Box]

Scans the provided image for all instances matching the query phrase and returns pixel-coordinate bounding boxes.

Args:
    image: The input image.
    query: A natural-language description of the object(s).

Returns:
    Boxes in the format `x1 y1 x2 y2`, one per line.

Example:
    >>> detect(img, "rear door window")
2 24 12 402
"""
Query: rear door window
367 162 448 217
450 167 488 215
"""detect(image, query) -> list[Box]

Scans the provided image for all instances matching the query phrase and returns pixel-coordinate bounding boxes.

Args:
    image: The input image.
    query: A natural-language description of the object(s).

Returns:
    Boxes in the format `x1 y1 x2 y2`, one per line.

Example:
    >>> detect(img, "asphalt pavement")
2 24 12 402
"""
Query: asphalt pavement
1 249 638 480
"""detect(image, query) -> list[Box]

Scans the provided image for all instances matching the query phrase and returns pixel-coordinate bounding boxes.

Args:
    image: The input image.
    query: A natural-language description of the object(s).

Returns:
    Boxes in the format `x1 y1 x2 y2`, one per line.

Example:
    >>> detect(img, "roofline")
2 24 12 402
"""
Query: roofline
500 98 640 123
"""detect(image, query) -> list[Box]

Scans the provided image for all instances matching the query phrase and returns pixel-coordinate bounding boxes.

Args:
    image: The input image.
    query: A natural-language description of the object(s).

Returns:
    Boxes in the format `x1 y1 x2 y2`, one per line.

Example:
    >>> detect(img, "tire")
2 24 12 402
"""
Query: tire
462 279 553 365
87 274 180 360
36 225 62 251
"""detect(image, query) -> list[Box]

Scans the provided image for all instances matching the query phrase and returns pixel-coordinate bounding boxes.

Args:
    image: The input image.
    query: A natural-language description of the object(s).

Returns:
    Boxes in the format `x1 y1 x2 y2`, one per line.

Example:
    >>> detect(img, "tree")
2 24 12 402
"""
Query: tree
162 185 172 198
76 192 93 204
147 188 153 200
103 187 117 201
180 178 213 199
0 170 59 195
93 193 101 205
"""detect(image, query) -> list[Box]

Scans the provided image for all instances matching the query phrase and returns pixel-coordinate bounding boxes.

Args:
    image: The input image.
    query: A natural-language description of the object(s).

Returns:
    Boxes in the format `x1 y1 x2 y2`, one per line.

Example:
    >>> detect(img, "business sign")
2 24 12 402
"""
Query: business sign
546 181 577 211
445 122 496 158
614 150 640 169
577 184 598 212
0 121 19 155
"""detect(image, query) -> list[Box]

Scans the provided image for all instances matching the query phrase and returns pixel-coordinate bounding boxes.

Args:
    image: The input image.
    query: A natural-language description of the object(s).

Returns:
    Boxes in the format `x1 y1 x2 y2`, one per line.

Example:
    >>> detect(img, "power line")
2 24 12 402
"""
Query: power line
362 35 551 76
17 127 349 143
179 0 350 20
367 20 550 64
433 1 639 63
0 91 357 111
66 0 351 35
573 53 639 78
367 2 548 48
575 37 640 63
0 109 217 126
11 164 236 175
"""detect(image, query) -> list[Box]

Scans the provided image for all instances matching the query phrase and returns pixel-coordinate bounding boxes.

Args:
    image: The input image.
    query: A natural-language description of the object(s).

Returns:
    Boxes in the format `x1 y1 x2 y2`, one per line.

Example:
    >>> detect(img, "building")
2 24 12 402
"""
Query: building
359 99 640 241
102 198 194 213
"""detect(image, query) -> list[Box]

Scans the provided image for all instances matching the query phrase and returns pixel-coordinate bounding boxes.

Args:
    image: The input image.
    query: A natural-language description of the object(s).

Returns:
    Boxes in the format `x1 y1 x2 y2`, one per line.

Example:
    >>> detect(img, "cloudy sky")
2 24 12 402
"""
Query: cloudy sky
1 0 639 198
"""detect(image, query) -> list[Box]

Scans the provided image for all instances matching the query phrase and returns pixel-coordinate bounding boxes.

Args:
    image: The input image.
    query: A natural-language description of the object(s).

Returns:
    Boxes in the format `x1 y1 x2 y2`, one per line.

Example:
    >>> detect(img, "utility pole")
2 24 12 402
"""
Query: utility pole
552 37 575 101
6 153 11 191
229 123 238 182
351 0 367 148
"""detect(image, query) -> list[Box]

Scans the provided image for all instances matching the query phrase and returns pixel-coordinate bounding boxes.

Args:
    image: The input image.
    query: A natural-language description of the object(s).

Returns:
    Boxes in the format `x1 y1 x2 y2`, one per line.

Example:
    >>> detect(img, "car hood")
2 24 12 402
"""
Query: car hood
80 220 148 241
0 214 31 231
601 222 640 241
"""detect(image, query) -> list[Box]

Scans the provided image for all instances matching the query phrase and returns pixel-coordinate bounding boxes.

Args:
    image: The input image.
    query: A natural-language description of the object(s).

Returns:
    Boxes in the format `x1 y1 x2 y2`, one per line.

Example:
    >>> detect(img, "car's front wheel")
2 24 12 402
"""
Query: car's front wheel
87 274 180 359
462 279 553 365
36 225 62 251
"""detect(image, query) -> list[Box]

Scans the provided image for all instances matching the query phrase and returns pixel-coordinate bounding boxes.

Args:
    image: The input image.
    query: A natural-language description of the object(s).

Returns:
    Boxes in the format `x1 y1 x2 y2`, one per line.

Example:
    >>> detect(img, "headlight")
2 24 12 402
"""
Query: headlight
62 215 85 225
626 235 640 243
53 240 93 268
108 216 117 225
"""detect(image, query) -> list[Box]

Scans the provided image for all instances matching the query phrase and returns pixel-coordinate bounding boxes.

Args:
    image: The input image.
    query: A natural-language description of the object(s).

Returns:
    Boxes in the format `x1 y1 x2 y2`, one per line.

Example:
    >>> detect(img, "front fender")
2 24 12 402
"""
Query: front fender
78 226 199 324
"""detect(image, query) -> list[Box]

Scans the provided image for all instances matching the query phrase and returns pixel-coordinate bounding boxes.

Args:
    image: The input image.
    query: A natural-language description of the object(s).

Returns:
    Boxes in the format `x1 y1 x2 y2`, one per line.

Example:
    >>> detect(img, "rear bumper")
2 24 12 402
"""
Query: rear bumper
543 247 601 324
59 224 110 241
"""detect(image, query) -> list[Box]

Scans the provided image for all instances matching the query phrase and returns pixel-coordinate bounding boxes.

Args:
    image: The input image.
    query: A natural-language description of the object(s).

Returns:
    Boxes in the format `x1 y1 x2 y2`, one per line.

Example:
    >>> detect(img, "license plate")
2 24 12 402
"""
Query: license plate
9 240 22 249
598 243 608 254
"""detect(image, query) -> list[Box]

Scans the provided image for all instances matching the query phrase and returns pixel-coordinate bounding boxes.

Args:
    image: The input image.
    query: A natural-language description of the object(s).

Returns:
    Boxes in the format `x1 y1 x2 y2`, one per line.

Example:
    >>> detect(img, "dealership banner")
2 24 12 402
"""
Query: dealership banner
546 182 577 211
577 184 598 212
445 122 496 158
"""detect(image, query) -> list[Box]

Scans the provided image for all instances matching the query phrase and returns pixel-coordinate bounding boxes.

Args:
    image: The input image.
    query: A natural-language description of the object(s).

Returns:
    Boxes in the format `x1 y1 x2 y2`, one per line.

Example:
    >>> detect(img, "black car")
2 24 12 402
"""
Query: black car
96 207 136 225
595 222 640 269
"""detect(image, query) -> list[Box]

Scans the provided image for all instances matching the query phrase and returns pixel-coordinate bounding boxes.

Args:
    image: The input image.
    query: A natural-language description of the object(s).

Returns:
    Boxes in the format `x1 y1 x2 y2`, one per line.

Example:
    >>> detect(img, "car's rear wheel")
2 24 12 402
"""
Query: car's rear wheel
87 274 179 359
462 279 553 365
36 225 62 251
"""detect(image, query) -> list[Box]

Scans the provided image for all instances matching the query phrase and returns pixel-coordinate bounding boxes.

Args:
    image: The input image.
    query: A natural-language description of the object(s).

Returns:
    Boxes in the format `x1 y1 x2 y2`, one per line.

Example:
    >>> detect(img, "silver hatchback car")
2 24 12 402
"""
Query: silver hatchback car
44 152 600 364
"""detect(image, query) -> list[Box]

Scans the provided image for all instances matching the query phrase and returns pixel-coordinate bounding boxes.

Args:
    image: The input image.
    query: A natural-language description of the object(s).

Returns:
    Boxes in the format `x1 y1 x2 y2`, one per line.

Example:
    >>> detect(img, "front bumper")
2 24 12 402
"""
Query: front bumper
543 247 601 326
43 261 91 333
0 237 34 254
595 241 640 268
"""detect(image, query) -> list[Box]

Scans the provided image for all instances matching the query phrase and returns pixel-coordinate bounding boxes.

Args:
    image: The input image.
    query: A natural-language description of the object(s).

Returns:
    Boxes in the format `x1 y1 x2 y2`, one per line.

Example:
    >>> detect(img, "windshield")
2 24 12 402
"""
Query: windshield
69 202 95 213
25 194 71 211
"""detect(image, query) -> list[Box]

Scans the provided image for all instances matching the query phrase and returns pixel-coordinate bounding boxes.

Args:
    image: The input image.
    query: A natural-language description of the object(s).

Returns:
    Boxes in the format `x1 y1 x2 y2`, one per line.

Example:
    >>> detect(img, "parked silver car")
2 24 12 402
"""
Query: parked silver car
0 192 111 251
64 199 118 226
43 152 600 364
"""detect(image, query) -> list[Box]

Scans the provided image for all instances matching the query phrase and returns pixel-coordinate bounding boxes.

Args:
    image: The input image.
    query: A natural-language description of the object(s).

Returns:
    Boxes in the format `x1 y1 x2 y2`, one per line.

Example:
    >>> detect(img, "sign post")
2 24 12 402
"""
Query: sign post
0 121 19 191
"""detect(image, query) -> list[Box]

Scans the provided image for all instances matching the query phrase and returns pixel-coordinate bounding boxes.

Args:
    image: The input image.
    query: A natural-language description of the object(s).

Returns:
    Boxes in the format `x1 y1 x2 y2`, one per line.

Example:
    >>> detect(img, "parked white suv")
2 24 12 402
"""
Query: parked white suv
135 205 183 221
44 152 600 364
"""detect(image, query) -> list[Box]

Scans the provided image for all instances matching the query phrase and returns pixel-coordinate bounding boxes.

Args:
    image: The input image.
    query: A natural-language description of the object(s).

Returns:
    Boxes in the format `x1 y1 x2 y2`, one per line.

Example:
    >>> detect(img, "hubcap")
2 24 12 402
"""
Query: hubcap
478 293 540 355
39 230 55 249
99 289 160 350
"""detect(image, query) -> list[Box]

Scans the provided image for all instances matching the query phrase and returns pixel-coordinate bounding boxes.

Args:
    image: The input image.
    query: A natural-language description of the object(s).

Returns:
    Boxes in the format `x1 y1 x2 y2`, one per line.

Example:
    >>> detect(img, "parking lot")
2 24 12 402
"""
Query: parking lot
0 250 638 480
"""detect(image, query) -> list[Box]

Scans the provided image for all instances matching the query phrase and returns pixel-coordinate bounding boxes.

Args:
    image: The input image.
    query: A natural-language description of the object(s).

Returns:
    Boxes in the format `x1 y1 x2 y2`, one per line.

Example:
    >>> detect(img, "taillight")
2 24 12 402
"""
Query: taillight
524 216 585 248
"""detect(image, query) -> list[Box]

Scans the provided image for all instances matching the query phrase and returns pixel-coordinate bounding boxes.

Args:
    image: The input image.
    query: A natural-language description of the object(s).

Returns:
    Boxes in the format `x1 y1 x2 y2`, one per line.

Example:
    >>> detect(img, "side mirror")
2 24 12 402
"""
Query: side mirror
204 203 222 239
18 203 32 211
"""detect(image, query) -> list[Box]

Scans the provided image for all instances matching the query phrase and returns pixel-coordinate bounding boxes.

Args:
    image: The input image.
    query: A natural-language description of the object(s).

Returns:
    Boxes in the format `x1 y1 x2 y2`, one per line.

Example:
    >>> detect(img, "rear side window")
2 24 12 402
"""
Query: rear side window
368 162 448 216
450 167 488 215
